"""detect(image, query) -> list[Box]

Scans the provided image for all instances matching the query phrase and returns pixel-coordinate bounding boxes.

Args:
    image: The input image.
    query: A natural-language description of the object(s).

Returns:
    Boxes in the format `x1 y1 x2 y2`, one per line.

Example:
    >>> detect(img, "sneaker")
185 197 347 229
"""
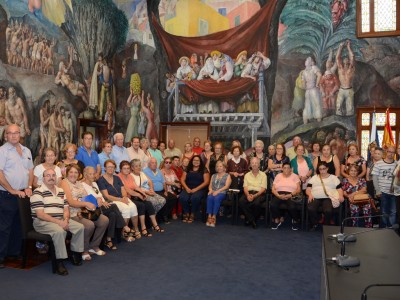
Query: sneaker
292 220 299 231
271 222 282 230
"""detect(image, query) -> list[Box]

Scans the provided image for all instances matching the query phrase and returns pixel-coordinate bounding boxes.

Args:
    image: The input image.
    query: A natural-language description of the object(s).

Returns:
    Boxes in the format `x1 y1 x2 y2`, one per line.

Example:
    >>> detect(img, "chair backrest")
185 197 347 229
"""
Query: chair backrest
17 197 35 238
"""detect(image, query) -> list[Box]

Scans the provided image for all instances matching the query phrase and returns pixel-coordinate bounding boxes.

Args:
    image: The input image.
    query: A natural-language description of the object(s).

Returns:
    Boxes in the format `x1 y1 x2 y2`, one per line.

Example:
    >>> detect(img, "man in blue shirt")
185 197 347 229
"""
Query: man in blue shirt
111 132 129 173
0 124 34 268
143 158 177 224
75 131 101 179
149 138 163 167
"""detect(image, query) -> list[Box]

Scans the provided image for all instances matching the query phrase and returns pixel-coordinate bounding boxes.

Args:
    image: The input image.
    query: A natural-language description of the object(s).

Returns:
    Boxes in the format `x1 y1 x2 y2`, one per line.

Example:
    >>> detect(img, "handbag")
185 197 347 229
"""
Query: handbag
353 193 374 207
290 194 304 204
80 207 101 221
319 175 340 208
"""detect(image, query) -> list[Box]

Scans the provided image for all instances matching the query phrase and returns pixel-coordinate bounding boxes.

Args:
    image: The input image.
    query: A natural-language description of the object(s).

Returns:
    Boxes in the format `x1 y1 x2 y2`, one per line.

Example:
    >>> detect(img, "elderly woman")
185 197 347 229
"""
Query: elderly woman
60 164 109 260
206 161 232 227
98 139 113 175
97 159 139 243
33 147 62 188
308 142 321 162
200 140 213 166
207 142 227 176
161 157 182 220
57 143 85 179
227 140 247 161
313 144 341 177
180 155 210 223
341 143 367 179
82 166 127 250
267 144 276 158
271 162 301 230
248 140 268 172
227 145 248 191
342 164 372 228
306 161 344 230
290 144 313 191
268 143 290 182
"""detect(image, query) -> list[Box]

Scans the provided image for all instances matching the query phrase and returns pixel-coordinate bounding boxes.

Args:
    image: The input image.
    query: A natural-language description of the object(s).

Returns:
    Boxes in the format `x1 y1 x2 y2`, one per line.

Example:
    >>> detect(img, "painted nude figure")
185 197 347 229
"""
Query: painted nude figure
336 40 355 116
6 87 31 144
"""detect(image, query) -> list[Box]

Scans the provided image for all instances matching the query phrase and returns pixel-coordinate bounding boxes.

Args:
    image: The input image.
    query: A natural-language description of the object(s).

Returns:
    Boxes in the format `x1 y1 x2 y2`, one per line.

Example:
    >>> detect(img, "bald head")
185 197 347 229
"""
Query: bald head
148 157 157 170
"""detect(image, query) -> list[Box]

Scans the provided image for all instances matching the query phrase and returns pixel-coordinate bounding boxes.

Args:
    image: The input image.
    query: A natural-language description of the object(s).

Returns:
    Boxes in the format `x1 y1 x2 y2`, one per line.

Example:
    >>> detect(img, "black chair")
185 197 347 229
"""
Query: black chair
266 194 306 230
201 190 239 225
305 199 344 230
18 197 57 273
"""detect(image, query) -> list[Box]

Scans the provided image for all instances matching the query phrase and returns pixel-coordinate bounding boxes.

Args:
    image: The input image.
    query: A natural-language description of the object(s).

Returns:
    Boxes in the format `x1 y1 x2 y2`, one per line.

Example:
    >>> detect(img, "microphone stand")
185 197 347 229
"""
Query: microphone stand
361 283 400 300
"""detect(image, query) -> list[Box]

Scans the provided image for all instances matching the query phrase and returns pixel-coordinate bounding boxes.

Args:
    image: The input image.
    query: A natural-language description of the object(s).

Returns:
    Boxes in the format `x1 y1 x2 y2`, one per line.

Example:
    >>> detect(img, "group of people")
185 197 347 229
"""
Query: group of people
1 123 399 276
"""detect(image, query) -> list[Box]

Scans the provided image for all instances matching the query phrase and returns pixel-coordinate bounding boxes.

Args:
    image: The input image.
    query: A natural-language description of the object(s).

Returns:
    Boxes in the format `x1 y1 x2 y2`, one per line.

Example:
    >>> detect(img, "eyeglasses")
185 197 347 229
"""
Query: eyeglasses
193 159 200 162
106 166 115 169
276 147 283 150
6 132 20 135
319 167 327 171
164 161 171 164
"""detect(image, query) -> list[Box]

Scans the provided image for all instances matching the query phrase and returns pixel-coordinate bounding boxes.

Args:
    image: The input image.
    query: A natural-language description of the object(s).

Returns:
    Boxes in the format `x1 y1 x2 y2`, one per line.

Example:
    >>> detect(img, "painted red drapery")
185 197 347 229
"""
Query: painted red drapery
151 0 278 99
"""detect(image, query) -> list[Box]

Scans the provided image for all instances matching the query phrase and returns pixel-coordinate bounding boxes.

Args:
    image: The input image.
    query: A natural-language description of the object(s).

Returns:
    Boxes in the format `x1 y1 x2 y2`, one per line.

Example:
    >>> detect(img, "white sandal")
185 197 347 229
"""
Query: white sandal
82 253 92 261
88 249 106 256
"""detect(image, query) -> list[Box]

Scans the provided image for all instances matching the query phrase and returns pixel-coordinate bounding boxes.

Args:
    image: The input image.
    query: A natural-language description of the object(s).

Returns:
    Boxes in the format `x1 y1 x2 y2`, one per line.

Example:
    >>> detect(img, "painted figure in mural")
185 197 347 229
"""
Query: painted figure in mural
98 58 114 120
9 22 22 67
141 91 158 141
166 73 176 93
329 127 347 162
138 110 147 138
241 51 271 81
6 87 31 144
39 99 50 157
55 61 88 104
104 102 115 142
176 56 196 81
331 0 348 27
211 50 222 73
133 43 138 61
47 104 65 158
21 28 33 69
58 106 68 152
43 39 56 75
319 70 340 117
197 56 219 81
336 40 355 116
217 54 234 83
291 71 305 117
0 87 7 142
30 35 39 72
89 52 105 113
234 50 247 78
64 110 73 144
121 59 127 79
190 53 201 75
301 57 322 124
125 87 141 143
237 92 258 113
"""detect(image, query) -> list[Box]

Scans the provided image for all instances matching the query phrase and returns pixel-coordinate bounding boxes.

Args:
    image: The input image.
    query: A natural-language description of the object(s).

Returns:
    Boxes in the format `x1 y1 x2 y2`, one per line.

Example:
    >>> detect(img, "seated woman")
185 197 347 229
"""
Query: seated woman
270 162 301 230
97 159 139 242
33 147 62 188
60 164 109 260
161 157 182 220
206 161 232 227
57 143 85 179
342 164 372 228
128 159 166 234
82 166 128 250
180 155 210 223
306 161 344 230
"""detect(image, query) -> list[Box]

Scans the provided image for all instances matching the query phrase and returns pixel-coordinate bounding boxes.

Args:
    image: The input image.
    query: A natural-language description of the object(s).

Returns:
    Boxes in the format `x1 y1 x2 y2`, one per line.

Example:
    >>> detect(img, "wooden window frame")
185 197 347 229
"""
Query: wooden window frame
356 0 400 38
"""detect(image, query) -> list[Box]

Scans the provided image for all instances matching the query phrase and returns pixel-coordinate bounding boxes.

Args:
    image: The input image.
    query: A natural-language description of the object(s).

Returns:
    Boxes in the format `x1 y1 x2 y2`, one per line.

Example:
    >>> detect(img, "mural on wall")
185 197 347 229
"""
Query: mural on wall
0 0 399 162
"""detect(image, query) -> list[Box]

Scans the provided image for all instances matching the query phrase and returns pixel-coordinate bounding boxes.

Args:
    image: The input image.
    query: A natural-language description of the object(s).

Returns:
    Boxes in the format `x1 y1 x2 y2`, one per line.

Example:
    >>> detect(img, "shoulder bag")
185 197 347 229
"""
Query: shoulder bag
319 175 340 208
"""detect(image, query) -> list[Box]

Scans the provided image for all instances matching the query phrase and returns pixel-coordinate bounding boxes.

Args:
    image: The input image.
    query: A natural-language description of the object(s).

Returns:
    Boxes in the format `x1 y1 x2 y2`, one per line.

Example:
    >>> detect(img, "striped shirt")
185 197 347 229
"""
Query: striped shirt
371 159 396 194
30 185 68 220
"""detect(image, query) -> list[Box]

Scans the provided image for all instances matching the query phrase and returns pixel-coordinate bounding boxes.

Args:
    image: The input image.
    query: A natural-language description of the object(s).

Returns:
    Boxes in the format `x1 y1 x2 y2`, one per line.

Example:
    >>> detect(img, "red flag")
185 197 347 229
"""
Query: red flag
382 108 395 148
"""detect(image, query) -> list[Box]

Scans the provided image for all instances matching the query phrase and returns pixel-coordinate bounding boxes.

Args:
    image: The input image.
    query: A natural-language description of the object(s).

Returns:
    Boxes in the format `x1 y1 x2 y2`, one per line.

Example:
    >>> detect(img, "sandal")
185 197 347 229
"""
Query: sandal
152 225 165 233
123 227 135 237
82 253 92 261
141 228 153 237
133 230 141 239
206 216 212 227
187 215 195 223
182 213 189 222
122 232 135 242
104 240 117 250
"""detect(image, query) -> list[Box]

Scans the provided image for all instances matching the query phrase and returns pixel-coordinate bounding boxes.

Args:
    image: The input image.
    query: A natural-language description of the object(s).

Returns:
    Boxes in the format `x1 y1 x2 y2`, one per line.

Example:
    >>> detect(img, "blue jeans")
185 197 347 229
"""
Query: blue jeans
179 190 205 214
380 192 397 227
206 193 226 215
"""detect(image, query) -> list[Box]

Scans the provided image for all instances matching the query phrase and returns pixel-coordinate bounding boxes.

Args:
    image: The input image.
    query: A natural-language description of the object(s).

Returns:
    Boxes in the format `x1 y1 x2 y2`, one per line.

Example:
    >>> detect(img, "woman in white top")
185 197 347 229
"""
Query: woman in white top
33 147 62 188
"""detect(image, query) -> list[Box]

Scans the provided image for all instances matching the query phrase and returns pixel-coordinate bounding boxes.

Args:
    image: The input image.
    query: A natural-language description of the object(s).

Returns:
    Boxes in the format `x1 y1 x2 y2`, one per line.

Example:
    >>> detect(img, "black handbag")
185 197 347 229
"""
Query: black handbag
80 207 101 221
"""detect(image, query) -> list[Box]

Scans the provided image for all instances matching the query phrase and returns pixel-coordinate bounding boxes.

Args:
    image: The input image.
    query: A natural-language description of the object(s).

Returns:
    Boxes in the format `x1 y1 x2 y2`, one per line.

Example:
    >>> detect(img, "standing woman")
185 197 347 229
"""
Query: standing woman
308 142 321 162
248 140 268 172
291 144 313 192
140 138 152 169
313 144 341 177
158 141 167 160
267 144 276 158
60 165 109 259
97 159 139 242
268 143 290 181
180 155 210 223
200 140 213 167
33 147 62 188
207 142 227 176
183 142 195 161
98 140 113 175
341 143 367 179
342 164 372 228
227 145 248 191
57 143 85 179
206 161 231 227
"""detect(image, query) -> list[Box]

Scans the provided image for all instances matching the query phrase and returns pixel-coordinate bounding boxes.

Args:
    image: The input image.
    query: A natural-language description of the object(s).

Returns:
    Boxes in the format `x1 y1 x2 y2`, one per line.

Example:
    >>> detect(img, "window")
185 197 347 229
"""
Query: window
357 0 400 37
198 18 209 36
218 8 227 16
234 15 241 26
357 108 400 158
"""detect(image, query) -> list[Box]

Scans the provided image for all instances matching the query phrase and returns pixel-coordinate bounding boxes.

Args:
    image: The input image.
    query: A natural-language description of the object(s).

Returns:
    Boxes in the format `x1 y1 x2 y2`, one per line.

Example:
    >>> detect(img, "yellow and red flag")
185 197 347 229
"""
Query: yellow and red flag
382 108 395 148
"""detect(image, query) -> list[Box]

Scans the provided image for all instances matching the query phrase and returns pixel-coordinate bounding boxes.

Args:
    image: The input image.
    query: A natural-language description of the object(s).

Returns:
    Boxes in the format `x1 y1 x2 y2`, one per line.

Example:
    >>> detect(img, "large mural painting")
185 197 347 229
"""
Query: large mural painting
0 0 399 162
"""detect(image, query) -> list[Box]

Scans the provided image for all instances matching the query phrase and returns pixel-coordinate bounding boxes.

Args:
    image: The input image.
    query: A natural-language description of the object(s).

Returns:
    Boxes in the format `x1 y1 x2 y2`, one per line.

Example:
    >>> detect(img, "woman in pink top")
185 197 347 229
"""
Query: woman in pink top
270 162 301 230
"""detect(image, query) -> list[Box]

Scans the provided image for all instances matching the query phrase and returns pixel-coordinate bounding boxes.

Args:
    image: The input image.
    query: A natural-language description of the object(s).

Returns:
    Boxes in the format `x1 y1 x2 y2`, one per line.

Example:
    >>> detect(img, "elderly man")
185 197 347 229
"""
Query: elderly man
286 136 308 161
372 146 398 228
165 139 182 159
238 157 267 229
127 136 145 164
149 138 163 167
111 132 129 173
192 137 204 155
30 169 84 275
75 131 101 179
143 158 176 223
0 124 34 269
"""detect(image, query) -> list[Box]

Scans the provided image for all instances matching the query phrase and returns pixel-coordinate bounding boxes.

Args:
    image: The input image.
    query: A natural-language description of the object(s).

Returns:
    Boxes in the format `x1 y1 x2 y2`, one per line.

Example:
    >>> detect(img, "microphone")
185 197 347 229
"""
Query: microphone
331 225 399 268
361 283 400 300
328 214 388 243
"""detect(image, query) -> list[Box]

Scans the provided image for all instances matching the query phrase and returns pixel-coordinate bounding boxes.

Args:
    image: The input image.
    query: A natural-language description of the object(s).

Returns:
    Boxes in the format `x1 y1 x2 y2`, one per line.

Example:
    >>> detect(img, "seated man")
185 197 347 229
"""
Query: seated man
30 169 84 275
143 158 177 223
239 157 267 229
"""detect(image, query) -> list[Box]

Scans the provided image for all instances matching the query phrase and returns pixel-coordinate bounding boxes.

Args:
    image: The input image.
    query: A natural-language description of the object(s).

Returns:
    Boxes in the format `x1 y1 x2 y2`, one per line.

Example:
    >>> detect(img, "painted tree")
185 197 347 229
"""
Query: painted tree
42 0 128 79
279 0 367 66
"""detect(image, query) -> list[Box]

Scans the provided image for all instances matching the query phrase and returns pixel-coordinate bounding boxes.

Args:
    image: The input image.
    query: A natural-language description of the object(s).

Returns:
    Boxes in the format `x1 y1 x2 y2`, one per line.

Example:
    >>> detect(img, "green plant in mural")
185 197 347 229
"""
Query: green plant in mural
279 0 367 66
43 0 128 79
